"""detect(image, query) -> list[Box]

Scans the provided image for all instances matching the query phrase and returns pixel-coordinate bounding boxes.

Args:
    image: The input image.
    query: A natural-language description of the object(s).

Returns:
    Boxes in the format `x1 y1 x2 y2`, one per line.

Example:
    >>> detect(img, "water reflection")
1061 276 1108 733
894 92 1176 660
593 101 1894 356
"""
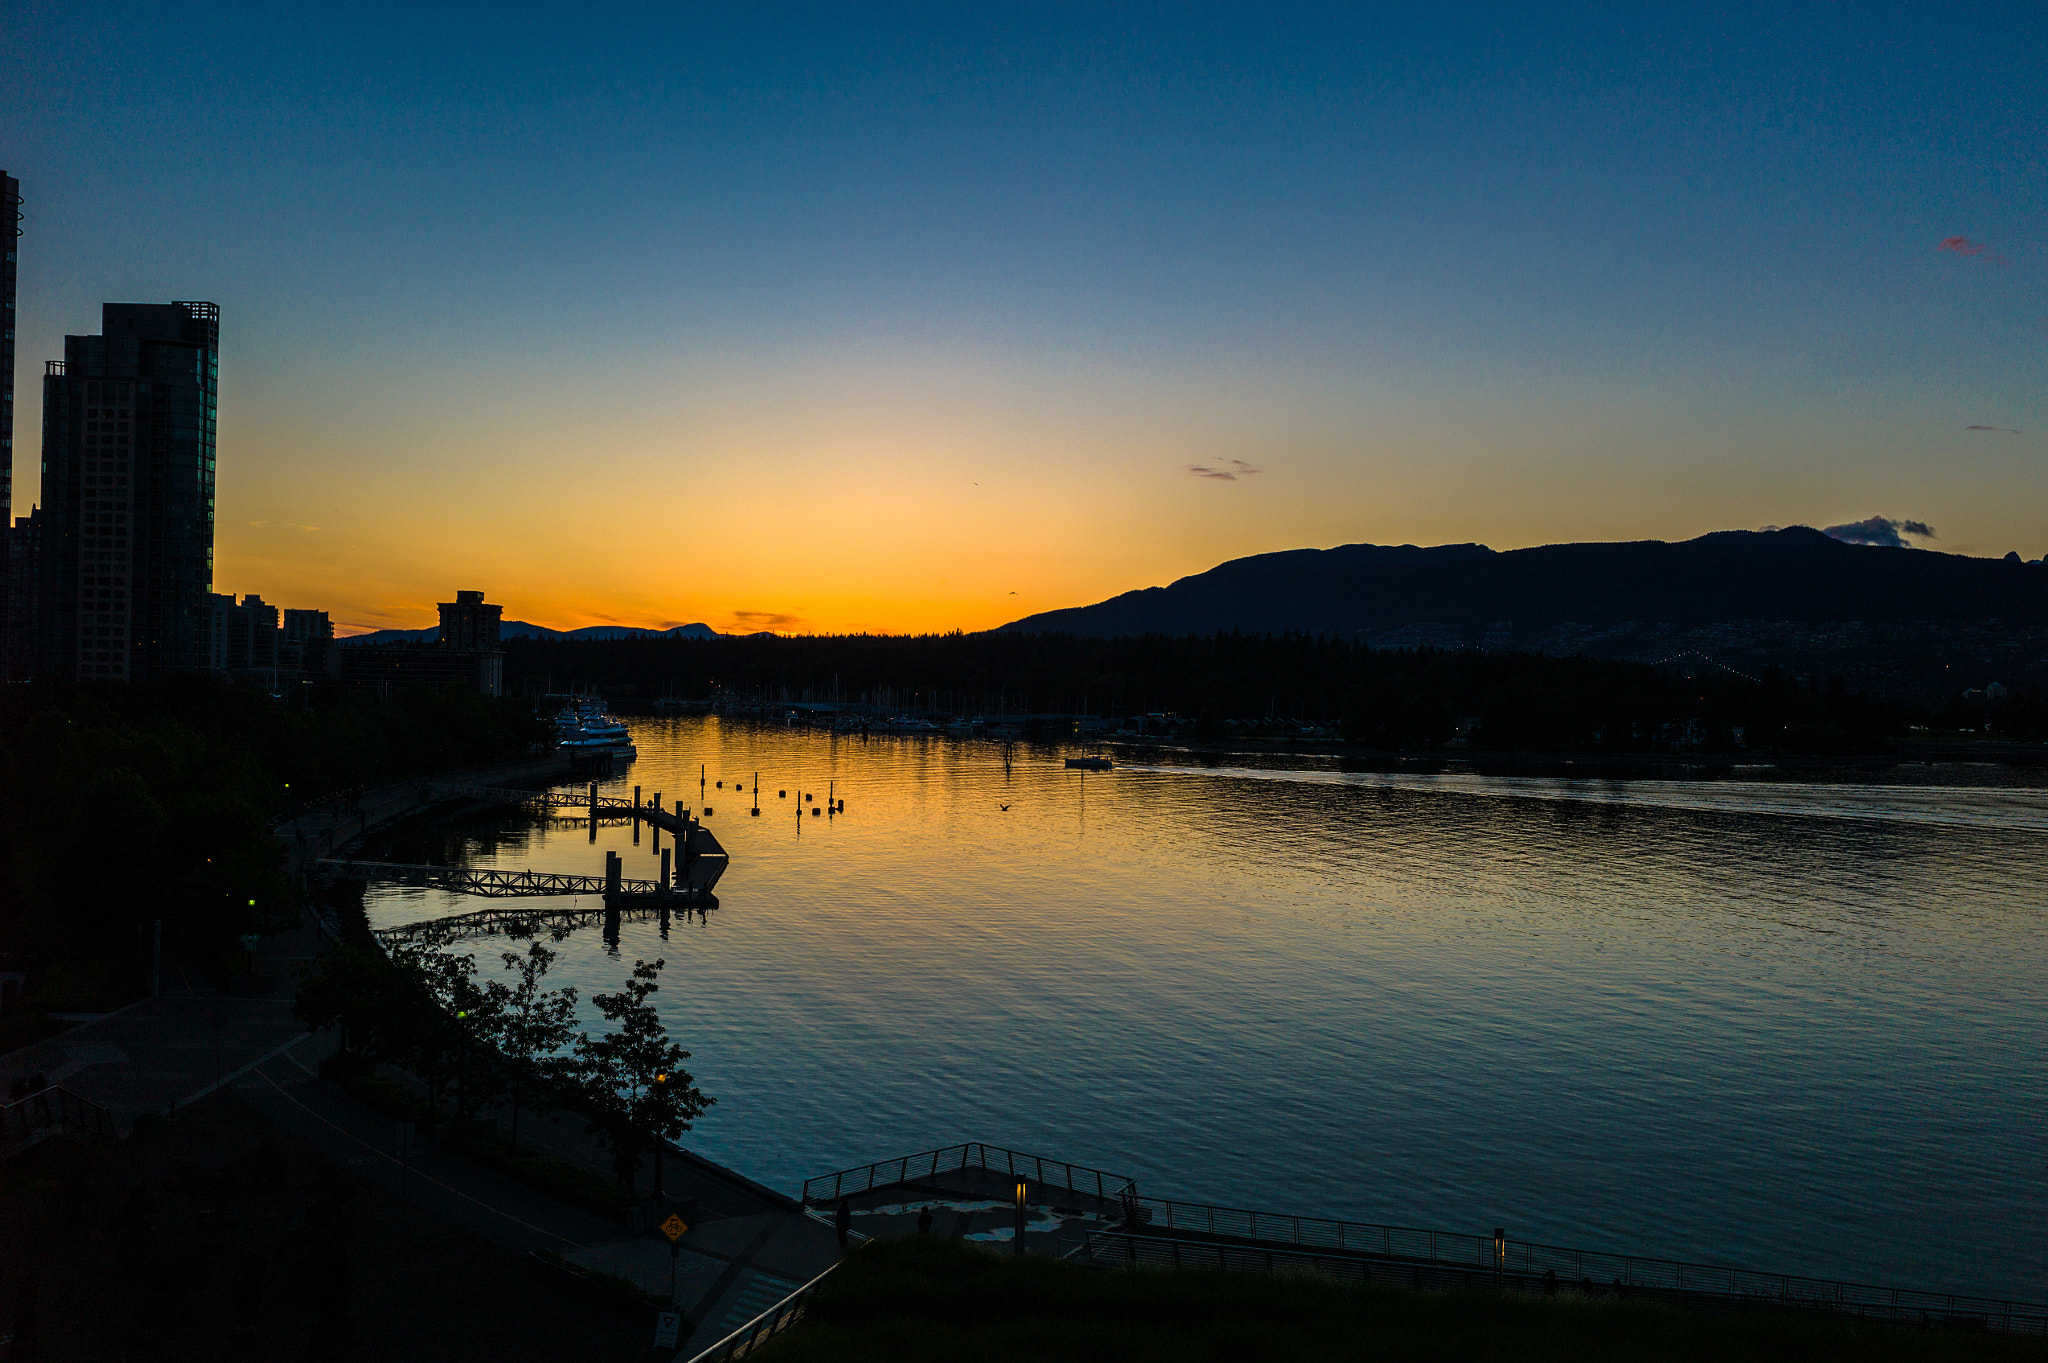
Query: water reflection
363 717 2048 1298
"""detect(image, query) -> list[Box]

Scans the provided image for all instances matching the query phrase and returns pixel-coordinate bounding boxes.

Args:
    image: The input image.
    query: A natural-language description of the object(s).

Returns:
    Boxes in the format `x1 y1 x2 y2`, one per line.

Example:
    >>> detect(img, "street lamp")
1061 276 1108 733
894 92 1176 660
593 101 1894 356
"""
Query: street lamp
1014 1180 1028 1256
651 1072 669 1197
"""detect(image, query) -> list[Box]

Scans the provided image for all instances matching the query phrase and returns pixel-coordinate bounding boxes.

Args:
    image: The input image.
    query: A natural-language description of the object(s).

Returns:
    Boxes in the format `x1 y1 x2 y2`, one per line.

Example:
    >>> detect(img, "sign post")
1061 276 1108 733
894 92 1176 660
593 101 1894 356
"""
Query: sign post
661 1213 690 1305
653 1309 683 1348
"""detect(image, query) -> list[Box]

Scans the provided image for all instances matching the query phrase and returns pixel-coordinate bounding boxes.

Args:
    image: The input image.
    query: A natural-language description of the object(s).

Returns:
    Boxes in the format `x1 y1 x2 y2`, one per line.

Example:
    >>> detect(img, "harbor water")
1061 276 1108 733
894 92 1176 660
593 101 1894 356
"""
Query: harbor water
362 717 2048 1300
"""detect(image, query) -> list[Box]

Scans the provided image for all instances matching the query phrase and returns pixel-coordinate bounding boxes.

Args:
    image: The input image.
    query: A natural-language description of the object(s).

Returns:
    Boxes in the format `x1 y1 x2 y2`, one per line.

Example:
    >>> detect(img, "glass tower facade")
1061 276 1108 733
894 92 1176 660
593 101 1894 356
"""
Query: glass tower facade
39 302 219 680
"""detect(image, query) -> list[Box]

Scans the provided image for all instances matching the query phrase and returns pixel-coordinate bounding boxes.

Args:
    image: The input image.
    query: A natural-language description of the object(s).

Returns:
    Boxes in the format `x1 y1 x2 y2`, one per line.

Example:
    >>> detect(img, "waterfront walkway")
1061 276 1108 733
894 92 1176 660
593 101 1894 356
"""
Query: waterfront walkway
3 968 842 1343
246 1037 839 1347
4 754 582 1138
353 1058 841 1348
807 1142 2048 1339
273 754 577 876
4 750 843 1349
0 923 325 1140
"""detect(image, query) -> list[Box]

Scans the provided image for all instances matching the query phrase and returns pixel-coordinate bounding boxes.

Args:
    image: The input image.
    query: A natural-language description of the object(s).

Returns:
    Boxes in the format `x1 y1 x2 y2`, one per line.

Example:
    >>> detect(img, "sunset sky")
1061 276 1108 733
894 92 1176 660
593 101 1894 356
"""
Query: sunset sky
5 4 2043 635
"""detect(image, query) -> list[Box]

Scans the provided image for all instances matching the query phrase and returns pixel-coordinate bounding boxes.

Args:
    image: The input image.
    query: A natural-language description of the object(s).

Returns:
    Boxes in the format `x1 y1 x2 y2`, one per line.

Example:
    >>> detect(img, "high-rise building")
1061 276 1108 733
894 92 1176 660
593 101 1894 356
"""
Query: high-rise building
437 589 503 650
1 172 19 536
2 510 39 677
39 301 219 680
219 592 278 671
280 607 335 676
0 172 23 678
340 588 505 695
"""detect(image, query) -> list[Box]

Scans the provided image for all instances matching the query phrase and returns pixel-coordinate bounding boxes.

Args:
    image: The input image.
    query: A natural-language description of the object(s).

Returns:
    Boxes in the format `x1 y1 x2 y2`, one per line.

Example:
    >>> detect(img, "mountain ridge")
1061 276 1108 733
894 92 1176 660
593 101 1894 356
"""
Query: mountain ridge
340 621 724 645
999 528 2048 639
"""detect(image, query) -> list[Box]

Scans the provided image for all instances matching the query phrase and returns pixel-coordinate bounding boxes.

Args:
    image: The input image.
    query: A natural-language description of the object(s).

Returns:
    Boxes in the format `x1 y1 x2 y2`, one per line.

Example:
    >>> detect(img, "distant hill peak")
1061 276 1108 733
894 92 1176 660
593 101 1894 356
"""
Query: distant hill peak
341 619 725 645
997 527 2047 640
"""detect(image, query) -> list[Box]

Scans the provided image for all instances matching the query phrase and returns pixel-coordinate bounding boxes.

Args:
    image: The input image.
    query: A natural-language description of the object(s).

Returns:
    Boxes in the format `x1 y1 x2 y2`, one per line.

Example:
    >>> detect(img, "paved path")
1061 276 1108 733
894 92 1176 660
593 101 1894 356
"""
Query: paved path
0 923 325 1131
274 754 576 875
238 1037 630 1254
8 749 838 1352
240 1040 838 1347
367 1061 842 1338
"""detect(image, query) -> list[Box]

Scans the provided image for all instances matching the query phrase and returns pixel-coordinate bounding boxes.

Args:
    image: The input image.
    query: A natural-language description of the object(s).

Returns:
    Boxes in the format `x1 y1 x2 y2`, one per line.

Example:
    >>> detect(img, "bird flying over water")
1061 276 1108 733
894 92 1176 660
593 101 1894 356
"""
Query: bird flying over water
999 803 1011 811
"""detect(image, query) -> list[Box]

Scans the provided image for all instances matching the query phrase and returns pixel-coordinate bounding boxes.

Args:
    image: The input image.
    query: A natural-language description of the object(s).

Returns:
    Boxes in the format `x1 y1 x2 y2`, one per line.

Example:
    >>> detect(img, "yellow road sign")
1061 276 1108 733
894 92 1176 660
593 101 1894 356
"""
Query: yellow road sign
661 1213 689 1242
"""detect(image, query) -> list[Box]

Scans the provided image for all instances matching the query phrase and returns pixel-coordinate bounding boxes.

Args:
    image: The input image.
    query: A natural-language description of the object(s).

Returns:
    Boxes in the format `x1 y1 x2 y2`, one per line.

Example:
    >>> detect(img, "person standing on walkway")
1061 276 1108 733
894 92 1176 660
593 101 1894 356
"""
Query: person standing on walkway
917 1206 933 1236
835 1198 852 1247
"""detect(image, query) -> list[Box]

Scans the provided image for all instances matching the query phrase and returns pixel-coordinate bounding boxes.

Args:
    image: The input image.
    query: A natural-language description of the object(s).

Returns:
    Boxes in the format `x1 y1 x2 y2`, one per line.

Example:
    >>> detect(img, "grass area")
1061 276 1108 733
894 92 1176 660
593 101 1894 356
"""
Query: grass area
336 1072 630 1221
758 1238 2044 1363
0 1089 650 1361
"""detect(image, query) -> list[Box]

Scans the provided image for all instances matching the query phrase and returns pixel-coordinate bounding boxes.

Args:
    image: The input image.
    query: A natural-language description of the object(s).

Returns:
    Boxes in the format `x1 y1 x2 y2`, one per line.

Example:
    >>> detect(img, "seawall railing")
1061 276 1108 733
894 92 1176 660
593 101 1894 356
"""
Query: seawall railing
680 1260 841 1363
1110 1192 2048 1336
800 1143 2048 1337
801 1141 1137 1207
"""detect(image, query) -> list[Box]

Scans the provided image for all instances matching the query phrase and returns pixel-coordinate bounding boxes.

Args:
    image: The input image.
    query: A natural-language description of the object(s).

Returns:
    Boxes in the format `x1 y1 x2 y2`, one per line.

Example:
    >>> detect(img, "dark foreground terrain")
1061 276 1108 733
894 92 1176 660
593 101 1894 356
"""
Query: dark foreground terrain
0 1091 649 1362
757 1238 2042 1363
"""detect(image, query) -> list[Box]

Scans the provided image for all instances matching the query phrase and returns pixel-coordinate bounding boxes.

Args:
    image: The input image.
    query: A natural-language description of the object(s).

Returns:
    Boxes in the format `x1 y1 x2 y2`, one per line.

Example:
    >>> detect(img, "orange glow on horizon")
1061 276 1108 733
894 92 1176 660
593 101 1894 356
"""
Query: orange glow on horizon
207 348 2048 636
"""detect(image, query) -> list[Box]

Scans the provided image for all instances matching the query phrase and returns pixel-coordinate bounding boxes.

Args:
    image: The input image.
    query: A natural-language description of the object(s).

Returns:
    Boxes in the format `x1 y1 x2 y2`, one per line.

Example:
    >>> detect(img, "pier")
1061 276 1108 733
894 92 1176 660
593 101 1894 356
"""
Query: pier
361 900 693 946
424 780 699 831
313 785 731 943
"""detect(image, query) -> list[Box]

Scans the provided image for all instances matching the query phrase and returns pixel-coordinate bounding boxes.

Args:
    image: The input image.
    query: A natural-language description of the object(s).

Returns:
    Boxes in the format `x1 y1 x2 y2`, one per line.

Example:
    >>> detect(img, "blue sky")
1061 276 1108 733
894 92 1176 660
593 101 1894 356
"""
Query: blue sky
5 3 2043 631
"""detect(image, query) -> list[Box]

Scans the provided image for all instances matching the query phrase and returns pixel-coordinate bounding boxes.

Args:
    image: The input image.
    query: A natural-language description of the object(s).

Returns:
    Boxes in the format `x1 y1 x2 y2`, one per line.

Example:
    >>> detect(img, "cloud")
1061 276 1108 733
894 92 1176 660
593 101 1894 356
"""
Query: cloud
1823 516 1937 548
1966 424 2022 435
730 609 802 629
1937 235 2008 265
1187 459 1263 481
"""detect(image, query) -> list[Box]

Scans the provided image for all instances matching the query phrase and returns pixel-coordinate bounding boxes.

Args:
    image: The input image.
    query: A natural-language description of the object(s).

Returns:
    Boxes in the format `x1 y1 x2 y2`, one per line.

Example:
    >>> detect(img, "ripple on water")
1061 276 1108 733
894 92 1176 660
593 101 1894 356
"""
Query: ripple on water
362 719 2048 1300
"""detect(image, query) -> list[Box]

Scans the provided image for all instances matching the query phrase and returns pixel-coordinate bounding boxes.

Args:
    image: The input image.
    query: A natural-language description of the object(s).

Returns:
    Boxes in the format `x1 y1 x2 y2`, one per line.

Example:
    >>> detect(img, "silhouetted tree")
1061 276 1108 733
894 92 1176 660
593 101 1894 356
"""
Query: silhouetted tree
570 958 713 1192
480 937 580 1146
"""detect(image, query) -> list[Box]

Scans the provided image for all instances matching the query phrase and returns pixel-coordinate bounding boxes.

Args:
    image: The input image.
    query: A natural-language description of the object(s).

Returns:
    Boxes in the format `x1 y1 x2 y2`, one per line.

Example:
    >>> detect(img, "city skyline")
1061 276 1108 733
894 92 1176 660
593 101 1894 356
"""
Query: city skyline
4 4 2044 636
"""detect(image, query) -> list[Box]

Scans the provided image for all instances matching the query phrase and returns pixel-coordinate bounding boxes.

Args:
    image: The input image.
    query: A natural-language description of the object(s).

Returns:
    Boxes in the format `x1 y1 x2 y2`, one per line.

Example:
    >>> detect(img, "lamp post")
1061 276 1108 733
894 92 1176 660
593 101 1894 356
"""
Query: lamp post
1494 1227 1505 1286
651 1072 668 1197
1014 1179 1028 1255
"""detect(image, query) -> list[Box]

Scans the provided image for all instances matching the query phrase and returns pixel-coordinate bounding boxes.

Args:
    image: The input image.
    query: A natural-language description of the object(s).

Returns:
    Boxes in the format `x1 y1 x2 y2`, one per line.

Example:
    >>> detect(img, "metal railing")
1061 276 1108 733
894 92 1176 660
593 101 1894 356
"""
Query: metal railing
1111 1193 2048 1336
370 900 695 946
801 1142 1137 1207
320 858 671 899
681 1260 841 1362
1 1085 116 1146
